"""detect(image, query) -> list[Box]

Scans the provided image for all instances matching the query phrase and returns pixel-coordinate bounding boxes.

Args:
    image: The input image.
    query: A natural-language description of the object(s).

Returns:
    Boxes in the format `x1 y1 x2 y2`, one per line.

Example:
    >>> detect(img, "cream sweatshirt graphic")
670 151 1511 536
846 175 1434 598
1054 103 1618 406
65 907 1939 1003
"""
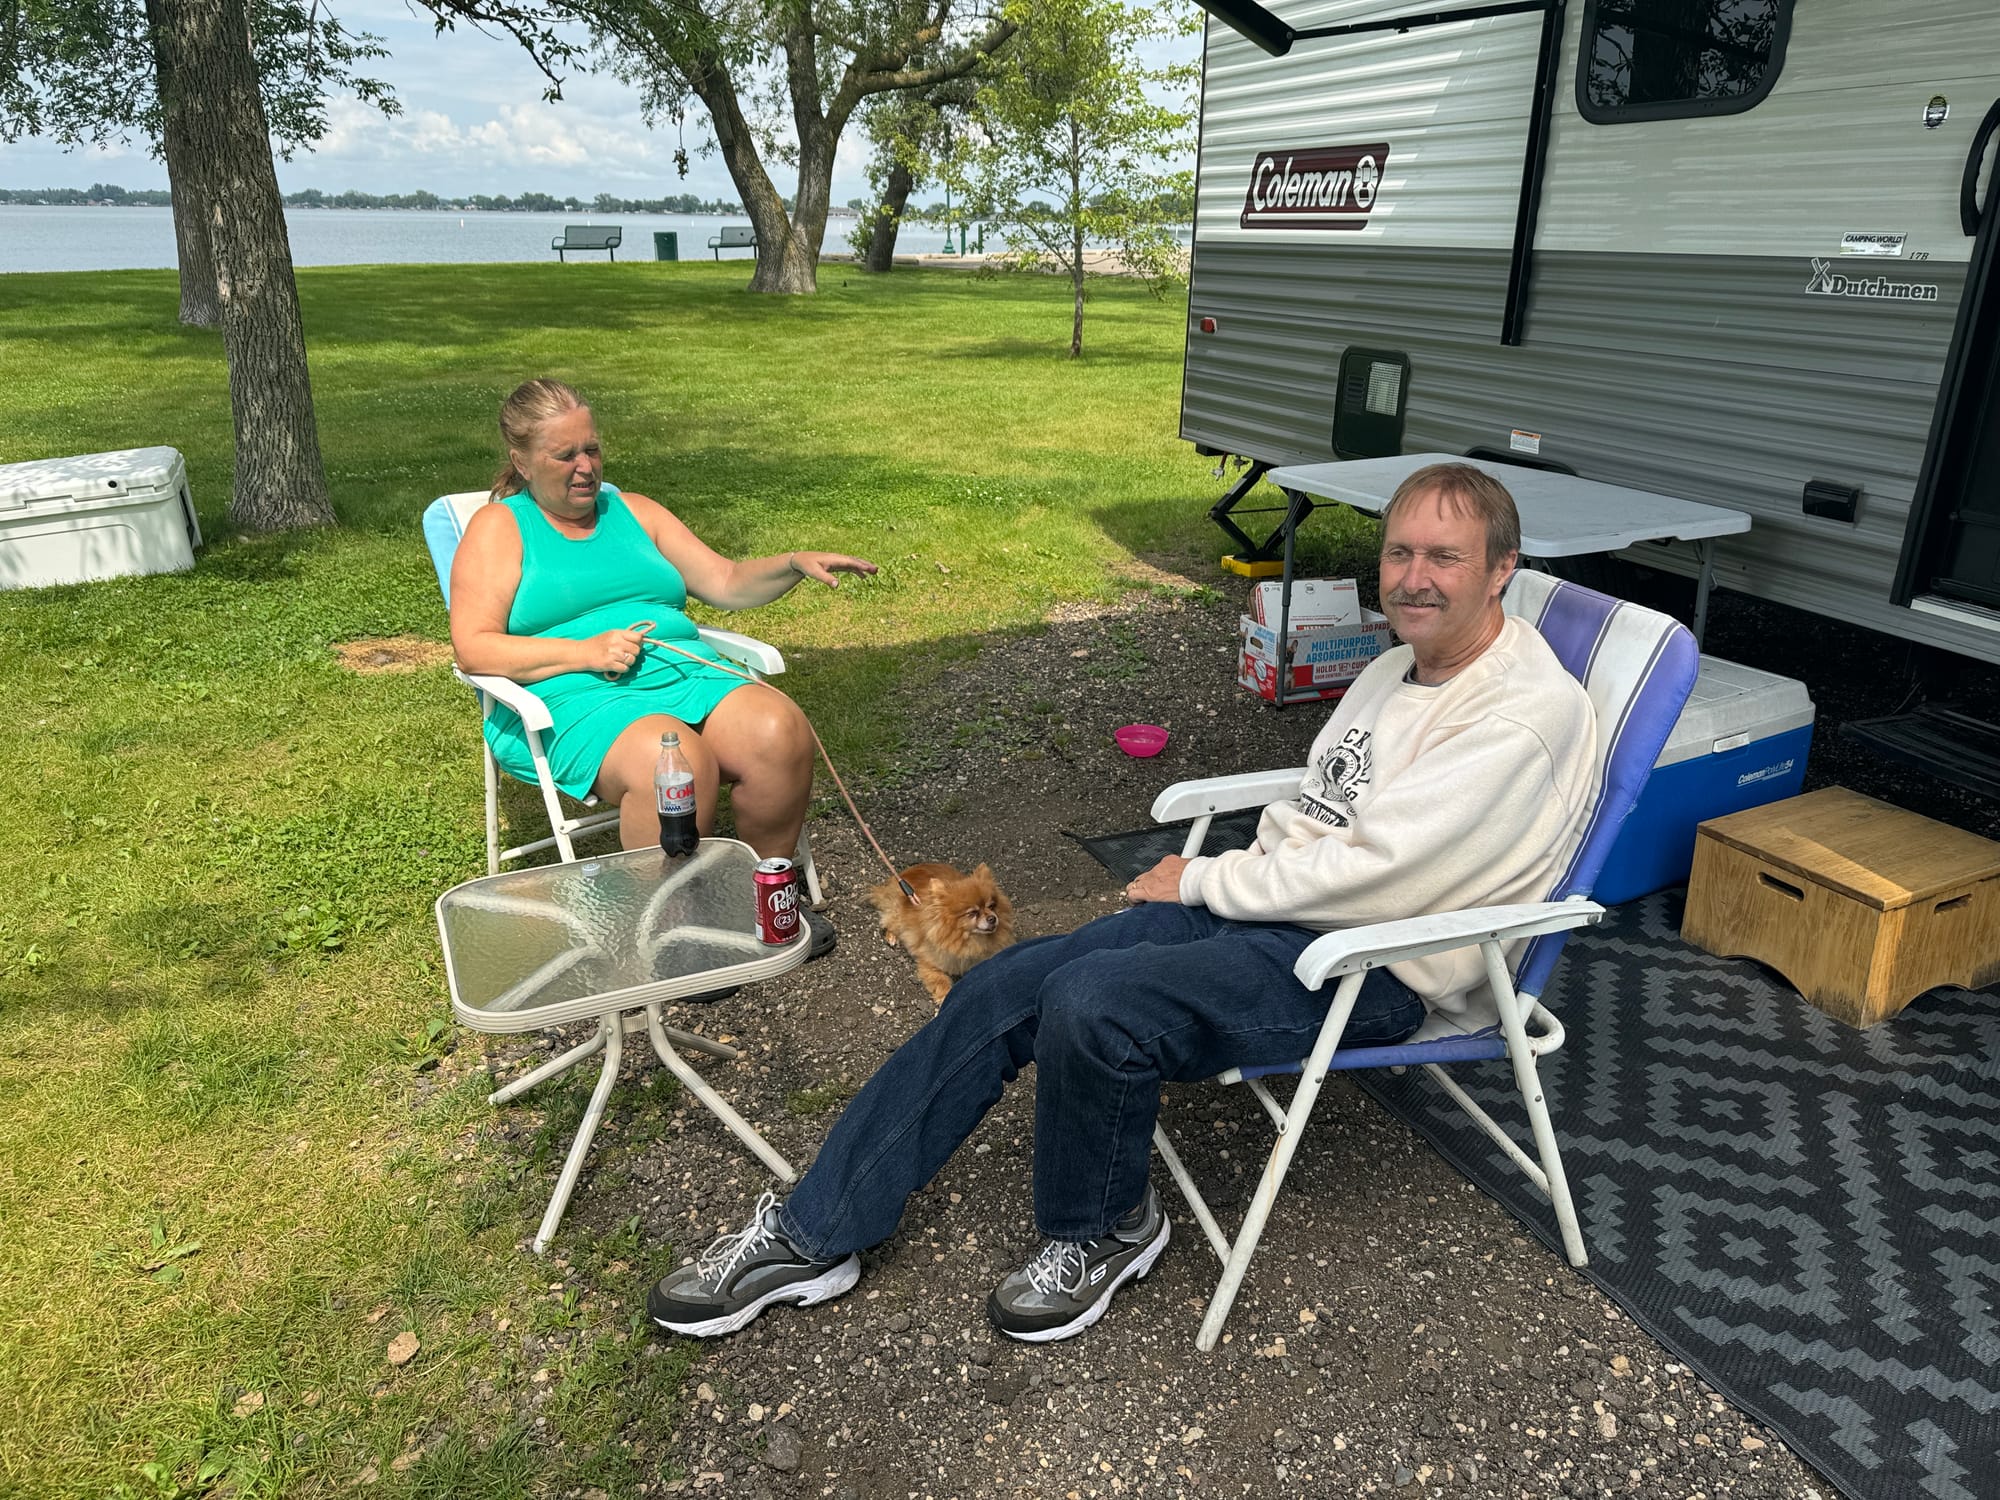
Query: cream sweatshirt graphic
1178 616 1599 1019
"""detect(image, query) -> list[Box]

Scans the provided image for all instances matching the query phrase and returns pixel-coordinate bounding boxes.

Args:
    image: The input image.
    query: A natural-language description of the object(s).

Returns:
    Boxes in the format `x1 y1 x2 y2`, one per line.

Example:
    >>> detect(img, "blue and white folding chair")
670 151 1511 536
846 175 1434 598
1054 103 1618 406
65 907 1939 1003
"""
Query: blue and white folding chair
1149 572 1699 1350
422 490 822 898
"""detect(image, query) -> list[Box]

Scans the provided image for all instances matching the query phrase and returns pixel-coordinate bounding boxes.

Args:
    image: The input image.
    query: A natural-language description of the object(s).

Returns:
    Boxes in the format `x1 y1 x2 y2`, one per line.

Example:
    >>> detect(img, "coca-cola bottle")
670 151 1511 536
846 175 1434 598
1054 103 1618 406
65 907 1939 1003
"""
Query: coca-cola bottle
655 732 698 856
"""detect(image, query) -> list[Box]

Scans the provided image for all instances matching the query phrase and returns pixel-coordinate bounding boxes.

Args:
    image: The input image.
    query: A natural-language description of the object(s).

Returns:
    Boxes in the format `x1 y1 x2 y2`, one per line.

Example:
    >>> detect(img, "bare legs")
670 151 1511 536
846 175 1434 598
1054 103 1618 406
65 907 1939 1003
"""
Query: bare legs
594 684 815 861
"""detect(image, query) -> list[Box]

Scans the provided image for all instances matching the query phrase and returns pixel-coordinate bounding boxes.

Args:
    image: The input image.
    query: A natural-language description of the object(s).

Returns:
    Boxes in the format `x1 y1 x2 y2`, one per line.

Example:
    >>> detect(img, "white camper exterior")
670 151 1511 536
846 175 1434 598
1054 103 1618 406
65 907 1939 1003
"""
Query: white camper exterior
1182 0 2000 663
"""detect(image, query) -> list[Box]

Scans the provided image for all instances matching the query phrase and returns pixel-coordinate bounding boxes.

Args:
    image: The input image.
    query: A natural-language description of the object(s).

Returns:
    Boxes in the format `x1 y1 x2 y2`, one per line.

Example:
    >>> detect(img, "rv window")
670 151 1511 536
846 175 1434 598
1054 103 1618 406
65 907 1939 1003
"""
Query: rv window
1333 348 1410 460
1577 0 1793 125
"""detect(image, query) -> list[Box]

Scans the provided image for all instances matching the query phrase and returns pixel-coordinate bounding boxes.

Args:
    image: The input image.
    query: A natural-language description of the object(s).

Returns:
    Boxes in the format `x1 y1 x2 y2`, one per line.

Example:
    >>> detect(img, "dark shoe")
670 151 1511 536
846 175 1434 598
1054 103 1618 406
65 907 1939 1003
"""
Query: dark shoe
805 909 836 962
987 1186 1170 1343
679 985 740 1006
647 1192 859 1338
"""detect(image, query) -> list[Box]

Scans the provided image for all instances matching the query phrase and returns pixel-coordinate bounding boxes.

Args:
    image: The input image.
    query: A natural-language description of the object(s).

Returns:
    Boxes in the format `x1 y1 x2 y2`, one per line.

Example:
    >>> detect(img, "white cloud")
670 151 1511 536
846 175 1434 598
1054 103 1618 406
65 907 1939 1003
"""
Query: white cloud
312 97 662 181
0 4 1194 205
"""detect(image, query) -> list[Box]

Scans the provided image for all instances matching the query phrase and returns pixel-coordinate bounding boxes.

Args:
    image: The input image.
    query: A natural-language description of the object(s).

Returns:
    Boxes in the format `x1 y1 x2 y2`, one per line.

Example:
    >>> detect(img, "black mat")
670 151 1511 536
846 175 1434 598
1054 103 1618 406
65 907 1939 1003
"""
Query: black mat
1077 824 2000 1500
1066 810 1264 878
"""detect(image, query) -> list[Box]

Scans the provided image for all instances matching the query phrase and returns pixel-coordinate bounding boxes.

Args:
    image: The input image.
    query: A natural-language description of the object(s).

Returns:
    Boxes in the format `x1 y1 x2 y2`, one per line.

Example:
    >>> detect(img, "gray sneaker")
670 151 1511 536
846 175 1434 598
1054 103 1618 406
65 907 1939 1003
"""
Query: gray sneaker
647 1192 859 1338
987 1186 1170 1343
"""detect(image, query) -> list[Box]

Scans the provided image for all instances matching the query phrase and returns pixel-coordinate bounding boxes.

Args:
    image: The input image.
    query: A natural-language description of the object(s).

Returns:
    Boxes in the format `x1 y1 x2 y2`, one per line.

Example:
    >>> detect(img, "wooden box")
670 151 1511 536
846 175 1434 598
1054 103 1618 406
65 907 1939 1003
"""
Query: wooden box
1682 787 2000 1028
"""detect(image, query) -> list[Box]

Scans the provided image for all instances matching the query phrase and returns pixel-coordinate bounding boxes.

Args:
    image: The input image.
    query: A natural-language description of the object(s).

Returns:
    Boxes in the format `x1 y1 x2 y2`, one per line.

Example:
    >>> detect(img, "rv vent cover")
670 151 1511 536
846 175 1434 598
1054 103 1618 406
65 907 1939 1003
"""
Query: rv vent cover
1333 348 1410 460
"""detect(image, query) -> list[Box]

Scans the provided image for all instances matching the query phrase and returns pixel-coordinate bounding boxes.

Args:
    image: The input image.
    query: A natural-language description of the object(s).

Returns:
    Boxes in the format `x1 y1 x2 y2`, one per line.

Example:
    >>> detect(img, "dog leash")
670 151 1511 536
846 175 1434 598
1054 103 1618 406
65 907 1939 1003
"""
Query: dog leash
638 633 920 904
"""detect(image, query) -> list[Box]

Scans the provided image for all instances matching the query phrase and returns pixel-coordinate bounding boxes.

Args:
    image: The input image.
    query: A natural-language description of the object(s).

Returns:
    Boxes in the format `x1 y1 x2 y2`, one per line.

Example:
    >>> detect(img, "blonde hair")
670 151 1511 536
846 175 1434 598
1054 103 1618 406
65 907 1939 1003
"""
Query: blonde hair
489 378 589 500
1383 462 1521 568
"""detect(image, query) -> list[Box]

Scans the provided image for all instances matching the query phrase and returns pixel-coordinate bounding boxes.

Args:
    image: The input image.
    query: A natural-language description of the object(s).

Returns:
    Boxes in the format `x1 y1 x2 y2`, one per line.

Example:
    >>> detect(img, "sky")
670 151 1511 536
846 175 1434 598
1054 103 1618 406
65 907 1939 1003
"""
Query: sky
0 2 905 205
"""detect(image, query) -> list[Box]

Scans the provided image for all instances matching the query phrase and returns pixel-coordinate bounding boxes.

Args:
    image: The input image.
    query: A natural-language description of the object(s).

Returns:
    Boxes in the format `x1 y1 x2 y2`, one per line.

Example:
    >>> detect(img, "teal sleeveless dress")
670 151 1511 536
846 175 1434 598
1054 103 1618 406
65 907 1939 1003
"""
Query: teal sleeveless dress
484 484 748 798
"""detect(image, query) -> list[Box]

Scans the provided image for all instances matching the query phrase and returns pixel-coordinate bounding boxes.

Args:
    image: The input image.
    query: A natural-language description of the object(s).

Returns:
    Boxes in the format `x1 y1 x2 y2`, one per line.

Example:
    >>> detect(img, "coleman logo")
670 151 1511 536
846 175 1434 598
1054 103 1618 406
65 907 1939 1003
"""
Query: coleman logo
1805 258 1938 302
1241 143 1390 230
1737 759 1795 788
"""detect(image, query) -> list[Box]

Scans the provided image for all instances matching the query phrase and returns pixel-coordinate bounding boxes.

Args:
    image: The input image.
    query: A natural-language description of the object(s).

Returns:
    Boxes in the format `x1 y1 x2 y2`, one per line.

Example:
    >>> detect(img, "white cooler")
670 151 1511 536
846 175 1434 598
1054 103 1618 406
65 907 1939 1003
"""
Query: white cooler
0 446 201 590
1593 655 1815 904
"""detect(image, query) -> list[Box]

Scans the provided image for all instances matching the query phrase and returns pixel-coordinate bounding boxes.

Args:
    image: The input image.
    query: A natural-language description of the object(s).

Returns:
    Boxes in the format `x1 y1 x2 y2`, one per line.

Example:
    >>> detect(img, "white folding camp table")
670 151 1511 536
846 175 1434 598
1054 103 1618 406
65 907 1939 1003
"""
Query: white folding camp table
1263 453 1752 669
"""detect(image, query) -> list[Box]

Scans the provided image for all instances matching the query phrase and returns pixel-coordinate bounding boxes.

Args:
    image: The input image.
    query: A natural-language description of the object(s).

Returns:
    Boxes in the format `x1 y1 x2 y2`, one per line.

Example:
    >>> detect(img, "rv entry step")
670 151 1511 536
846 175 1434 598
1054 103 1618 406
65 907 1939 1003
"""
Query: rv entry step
1842 704 2000 802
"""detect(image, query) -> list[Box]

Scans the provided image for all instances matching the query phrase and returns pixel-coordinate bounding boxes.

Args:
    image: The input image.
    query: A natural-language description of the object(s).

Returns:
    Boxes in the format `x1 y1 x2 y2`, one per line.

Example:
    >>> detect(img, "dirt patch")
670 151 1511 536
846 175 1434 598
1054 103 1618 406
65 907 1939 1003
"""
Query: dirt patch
456 577 1989 1499
1111 557 1207 594
333 635 454 674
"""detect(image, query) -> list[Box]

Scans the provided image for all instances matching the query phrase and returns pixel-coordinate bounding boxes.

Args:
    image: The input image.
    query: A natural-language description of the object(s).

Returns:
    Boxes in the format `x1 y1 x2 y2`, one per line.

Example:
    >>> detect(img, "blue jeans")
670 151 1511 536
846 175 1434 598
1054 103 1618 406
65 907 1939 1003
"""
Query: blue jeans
777 902 1424 1257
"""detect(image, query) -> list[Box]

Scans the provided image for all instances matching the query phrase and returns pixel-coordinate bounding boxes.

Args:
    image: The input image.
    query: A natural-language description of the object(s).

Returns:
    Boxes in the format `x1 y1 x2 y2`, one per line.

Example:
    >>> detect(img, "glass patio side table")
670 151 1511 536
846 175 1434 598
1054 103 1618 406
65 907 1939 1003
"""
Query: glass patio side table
436 838 809 1253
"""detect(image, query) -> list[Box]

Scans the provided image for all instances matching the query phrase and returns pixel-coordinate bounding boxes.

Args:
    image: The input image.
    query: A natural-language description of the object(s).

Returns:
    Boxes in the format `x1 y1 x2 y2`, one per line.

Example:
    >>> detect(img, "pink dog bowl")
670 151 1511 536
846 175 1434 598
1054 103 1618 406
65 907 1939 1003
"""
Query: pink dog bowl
1114 723 1170 758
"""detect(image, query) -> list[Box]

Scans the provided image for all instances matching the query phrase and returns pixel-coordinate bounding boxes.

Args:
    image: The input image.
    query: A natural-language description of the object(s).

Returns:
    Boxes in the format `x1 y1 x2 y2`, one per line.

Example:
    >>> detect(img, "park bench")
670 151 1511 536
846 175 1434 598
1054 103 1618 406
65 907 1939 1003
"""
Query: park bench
708 225 759 260
551 225 622 262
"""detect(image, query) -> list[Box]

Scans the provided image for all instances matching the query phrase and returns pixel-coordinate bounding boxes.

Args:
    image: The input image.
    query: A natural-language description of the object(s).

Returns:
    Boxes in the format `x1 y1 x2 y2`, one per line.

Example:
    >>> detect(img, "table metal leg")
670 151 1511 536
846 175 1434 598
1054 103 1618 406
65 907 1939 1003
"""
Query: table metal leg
1691 540 1716 647
644 1005 797 1184
532 1017 624 1254
652 1018 739 1061
490 1028 607 1106
1271 487 1318 711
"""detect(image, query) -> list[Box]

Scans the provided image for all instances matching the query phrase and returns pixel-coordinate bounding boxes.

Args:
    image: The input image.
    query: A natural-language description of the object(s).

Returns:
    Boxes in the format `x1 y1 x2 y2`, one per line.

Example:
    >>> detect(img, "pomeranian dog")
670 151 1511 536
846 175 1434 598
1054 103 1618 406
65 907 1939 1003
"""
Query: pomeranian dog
868 862 1015 1003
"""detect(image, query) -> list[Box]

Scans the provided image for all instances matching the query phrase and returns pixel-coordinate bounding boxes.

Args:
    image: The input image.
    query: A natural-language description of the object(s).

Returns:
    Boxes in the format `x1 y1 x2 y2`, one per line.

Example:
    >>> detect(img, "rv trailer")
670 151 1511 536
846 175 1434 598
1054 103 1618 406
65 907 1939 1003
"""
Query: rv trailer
1181 0 2000 683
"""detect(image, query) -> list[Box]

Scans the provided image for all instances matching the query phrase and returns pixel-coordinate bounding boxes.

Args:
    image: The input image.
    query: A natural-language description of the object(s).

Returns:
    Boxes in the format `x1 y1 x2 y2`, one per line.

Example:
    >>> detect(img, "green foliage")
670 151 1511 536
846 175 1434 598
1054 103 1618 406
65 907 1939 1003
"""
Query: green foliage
849 77 978 259
581 0 1018 286
946 0 1197 351
0 0 399 155
0 259 1219 1497
785 1080 858 1115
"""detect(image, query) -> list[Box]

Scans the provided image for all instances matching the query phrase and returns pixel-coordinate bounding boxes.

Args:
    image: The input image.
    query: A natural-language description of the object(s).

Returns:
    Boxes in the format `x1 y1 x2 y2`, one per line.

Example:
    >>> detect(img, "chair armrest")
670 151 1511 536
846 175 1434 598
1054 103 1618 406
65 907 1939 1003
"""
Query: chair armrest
696 627 785 676
1292 899 1604 989
454 666 555 733
1150 768 1306 824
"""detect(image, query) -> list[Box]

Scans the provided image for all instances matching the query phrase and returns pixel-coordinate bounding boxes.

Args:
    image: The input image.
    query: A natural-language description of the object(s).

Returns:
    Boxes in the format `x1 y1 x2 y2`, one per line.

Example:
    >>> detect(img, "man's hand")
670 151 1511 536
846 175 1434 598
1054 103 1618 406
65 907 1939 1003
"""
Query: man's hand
1124 856 1191 904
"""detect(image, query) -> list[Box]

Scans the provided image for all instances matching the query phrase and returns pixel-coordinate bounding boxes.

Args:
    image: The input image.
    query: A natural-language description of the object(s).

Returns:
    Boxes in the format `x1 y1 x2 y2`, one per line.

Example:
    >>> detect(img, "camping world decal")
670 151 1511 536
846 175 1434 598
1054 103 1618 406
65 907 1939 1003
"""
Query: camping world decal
1240 143 1390 230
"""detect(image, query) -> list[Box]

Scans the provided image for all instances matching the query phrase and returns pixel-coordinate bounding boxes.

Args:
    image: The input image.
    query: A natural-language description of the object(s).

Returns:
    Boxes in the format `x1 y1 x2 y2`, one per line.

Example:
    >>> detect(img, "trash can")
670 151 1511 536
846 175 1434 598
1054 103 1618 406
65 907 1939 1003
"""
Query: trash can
653 231 679 262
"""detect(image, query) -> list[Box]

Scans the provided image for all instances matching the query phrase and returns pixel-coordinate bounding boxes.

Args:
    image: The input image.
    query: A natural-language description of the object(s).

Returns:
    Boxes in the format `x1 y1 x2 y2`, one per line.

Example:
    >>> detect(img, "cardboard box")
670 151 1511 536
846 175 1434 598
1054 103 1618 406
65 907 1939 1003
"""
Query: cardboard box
1249 577 1360 628
1236 609 1393 704
1237 652 1348 705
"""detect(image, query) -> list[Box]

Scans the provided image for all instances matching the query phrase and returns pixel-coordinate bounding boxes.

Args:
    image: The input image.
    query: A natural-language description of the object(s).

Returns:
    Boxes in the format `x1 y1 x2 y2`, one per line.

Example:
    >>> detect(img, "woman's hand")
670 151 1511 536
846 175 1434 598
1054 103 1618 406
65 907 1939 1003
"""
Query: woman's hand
787 552 879 588
582 623 653 679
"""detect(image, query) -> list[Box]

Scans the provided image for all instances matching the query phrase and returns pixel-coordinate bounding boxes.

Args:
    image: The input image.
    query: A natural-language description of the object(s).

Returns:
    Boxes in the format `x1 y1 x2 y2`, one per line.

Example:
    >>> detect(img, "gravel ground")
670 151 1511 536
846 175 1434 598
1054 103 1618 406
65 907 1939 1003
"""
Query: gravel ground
476 571 2000 1500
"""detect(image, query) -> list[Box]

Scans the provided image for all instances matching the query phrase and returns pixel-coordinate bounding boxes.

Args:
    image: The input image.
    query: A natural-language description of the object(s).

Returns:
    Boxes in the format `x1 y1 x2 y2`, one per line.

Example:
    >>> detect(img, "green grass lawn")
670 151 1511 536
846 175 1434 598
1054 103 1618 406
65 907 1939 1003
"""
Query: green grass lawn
0 260 1379 1498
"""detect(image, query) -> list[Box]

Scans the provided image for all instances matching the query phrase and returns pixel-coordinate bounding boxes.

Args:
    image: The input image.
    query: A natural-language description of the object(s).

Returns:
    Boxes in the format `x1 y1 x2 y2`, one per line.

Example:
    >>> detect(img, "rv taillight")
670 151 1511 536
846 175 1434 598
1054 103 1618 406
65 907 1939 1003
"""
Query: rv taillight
1198 316 1217 334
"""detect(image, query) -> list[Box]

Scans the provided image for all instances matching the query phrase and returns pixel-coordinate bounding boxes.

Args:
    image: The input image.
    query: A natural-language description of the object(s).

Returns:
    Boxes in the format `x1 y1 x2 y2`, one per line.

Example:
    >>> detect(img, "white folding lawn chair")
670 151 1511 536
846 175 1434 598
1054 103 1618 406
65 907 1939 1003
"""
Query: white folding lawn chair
1149 571 1699 1350
421 489 823 899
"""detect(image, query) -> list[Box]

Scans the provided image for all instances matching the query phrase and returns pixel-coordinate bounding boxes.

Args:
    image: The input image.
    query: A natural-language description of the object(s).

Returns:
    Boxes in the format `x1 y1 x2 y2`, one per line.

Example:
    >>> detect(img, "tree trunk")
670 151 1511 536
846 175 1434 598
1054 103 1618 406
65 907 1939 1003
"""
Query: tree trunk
1070 258 1084 358
155 0 332 531
1069 141 1085 358
863 158 914 274
685 56 819 293
146 0 219 328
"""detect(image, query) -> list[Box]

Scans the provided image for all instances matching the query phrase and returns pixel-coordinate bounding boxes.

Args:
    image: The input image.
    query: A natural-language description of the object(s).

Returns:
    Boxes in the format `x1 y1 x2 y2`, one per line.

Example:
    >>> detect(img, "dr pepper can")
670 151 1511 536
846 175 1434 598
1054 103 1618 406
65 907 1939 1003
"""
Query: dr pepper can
753 857 801 945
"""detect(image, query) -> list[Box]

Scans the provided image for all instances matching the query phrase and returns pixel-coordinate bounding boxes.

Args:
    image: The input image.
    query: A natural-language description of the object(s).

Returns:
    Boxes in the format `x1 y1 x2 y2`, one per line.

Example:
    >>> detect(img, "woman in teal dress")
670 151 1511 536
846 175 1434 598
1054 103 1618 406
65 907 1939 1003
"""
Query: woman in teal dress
449 378 877 891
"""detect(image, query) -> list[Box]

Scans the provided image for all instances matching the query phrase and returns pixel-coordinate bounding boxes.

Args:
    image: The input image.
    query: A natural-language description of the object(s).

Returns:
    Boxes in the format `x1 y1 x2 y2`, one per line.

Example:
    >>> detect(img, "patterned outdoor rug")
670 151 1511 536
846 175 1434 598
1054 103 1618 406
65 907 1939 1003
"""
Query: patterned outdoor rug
1076 826 2000 1500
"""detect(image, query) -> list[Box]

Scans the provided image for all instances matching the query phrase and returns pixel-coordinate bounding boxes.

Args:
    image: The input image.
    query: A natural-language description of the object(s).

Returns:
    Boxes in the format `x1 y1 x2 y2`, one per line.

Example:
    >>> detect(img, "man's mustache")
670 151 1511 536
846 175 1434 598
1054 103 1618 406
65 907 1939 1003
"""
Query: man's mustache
1386 589 1446 608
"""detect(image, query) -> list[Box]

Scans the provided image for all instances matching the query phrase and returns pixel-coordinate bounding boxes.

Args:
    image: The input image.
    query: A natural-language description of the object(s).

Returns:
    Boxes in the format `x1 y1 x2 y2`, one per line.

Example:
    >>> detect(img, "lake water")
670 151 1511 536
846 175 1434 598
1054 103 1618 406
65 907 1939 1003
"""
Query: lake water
0 204 964 275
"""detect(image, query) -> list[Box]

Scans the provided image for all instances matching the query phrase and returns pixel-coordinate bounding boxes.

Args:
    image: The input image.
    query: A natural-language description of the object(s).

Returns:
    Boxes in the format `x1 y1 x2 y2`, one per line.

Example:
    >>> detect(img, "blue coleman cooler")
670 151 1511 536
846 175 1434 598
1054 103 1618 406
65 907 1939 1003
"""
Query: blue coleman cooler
1593 656 1815 904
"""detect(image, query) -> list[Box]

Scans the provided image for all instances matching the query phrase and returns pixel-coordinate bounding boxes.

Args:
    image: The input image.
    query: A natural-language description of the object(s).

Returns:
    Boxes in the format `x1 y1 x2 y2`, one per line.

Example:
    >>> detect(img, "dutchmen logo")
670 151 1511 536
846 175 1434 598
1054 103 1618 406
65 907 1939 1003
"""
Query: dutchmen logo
1805 258 1938 302
1240 143 1390 230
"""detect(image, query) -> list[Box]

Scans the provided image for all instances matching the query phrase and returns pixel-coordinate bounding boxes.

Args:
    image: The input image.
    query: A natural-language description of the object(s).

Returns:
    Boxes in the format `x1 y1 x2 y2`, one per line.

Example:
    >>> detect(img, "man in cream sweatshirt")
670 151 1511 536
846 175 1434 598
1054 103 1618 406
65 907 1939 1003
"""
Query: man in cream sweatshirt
650 464 1600 1347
